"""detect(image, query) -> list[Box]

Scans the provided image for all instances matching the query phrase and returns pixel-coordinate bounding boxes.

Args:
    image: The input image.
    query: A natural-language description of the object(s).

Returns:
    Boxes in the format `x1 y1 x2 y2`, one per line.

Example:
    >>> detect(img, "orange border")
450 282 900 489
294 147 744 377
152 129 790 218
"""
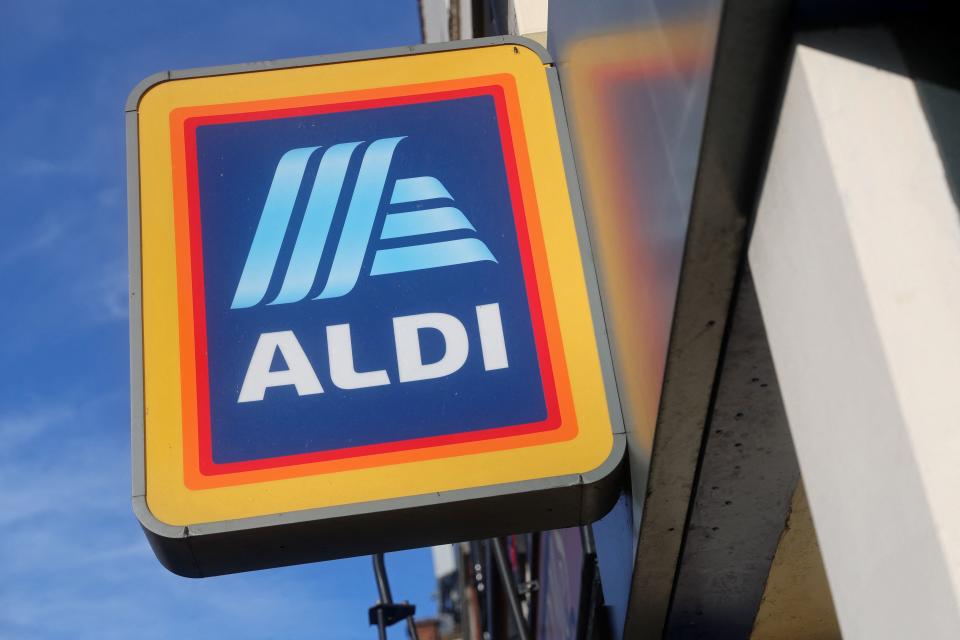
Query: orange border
169 74 577 489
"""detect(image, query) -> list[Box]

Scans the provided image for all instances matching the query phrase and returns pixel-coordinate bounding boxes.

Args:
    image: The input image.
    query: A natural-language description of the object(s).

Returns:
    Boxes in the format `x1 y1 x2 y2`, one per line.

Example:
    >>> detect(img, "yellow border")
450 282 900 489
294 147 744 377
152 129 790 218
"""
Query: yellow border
170 73 580 489
138 44 613 526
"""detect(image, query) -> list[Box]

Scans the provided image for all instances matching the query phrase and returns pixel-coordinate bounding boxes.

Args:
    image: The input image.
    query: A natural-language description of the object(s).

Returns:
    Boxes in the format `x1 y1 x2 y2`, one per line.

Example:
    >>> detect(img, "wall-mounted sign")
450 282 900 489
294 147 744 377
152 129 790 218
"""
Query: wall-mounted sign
127 37 624 577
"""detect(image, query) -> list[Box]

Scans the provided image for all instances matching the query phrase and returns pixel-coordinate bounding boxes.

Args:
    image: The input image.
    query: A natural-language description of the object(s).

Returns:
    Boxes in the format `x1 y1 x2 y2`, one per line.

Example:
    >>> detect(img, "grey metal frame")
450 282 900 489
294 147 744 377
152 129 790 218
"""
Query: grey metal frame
127 35 625 578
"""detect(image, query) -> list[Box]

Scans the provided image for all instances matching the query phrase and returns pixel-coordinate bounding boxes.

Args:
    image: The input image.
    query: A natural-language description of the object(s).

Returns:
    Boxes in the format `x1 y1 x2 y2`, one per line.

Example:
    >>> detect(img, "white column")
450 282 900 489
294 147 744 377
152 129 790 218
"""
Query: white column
750 30 960 639
508 0 548 43
420 0 450 43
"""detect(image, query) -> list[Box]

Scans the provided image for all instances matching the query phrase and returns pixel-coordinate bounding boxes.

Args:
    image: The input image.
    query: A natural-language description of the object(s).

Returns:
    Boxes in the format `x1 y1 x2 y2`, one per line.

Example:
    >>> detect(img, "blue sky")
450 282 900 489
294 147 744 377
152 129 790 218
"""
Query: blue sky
0 2 436 638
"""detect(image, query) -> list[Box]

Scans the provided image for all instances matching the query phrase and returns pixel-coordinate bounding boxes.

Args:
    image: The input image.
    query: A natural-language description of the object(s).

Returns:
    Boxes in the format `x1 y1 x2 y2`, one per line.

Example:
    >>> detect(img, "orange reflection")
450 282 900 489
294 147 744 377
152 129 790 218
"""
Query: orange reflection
561 20 718 463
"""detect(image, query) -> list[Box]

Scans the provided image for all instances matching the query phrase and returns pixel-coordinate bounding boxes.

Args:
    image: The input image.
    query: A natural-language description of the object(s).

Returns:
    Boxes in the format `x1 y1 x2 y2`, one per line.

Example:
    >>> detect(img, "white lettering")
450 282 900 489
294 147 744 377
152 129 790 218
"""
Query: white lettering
393 312 469 383
237 305 509 400
476 303 508 371
327 323 391 389
238 330 324 402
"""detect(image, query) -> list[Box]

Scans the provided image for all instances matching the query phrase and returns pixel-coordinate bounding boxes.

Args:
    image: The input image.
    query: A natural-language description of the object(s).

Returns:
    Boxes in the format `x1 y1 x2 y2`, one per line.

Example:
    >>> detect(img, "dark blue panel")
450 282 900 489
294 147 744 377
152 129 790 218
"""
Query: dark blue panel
193 95 547 464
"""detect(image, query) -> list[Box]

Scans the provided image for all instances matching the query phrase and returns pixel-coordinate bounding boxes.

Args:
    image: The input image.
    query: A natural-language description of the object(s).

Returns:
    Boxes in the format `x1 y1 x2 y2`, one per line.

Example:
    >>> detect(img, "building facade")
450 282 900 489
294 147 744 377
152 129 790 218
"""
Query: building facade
415 1 960 639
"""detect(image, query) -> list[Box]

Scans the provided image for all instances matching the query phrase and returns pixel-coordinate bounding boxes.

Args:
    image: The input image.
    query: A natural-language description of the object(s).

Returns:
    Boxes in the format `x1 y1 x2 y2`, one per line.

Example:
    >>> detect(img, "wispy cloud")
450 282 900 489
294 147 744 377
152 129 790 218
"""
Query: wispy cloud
0 395 425 640
73 264 129 322
0 405 73 446
16 157 63 177
0 215 70 268
1 1 432 638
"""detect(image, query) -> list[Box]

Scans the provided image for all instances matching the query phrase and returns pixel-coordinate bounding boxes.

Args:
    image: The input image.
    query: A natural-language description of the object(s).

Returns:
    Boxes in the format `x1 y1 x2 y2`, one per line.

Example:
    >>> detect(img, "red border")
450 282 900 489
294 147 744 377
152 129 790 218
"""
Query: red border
181 86 561 476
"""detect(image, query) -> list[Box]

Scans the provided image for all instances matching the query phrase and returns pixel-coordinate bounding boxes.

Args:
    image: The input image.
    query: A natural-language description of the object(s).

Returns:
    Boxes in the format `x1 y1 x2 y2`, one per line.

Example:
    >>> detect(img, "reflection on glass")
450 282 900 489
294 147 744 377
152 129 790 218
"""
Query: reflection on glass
550 2 721 522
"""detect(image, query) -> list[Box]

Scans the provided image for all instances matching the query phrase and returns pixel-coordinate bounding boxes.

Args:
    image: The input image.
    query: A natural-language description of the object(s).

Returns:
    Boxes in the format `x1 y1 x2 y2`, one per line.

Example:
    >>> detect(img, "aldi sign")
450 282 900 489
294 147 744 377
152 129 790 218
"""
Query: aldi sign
127 38 624 577
193 93 551 472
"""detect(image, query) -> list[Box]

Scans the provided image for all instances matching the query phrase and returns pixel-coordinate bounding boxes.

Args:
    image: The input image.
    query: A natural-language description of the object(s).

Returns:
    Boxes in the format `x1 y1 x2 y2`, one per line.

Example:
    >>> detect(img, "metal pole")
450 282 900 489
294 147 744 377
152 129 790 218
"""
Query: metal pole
406 608 419 638
576 526 600 640
456 543 473 640
527 532 541 638
373 553 394 603
579 524 596 557
492 537 531 640
371 553 420 640
482 541 494 638
375 609 387 640
372 554 391 640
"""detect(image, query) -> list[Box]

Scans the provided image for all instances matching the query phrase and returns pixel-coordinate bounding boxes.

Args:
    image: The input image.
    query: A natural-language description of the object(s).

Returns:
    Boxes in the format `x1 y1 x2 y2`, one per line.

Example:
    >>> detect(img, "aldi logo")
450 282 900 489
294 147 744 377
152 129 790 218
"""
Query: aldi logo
181 83 559 477
231 139 496 308
130 40 622 577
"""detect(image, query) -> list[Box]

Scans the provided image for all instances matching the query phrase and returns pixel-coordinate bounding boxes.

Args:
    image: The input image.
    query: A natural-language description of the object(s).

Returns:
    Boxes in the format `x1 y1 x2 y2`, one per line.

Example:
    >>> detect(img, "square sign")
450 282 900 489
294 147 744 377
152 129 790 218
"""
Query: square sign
128 37 624 577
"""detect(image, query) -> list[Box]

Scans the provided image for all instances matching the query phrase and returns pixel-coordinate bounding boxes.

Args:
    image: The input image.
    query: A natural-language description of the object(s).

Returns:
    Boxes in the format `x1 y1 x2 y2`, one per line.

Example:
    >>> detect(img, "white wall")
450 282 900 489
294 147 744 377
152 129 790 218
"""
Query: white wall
420 0 449 43
750 29 960 639
508 0 548 37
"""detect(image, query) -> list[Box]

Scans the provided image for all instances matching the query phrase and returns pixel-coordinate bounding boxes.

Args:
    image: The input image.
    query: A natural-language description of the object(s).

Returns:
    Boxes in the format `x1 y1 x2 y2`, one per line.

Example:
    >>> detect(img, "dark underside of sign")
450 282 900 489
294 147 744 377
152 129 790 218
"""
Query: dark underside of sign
136 450 625 578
